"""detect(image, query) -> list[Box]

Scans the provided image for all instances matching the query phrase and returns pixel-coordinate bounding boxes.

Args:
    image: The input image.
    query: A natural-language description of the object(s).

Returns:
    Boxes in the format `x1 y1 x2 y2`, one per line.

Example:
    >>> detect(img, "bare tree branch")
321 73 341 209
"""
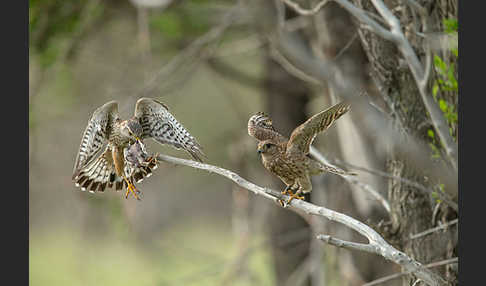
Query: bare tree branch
309 147 391 214
269 47 323 85
402 0 432 88
260 1 458 202
155 154 447 286
333 158 458 212
283 0 457 171
130 2 242 99
408 219 458 241
316 234 377 253
362 257 458 286
281 0 331 16
339 0 457 171
333 31 359 61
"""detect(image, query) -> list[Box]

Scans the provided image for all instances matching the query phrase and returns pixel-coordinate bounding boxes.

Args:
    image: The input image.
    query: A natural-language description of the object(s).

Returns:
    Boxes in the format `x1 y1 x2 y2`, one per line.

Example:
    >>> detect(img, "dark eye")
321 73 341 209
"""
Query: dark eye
265 143 272 149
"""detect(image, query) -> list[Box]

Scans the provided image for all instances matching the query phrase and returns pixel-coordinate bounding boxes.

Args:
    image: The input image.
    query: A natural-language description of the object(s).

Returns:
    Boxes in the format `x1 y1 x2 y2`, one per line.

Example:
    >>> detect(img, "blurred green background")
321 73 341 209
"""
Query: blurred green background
29 1 286 285
29 0 400 285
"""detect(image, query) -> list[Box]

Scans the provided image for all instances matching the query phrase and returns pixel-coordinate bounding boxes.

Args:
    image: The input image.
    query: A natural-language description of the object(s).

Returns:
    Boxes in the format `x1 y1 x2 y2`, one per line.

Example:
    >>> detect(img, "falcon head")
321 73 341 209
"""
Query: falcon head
121 119 143 142
257 140 280 156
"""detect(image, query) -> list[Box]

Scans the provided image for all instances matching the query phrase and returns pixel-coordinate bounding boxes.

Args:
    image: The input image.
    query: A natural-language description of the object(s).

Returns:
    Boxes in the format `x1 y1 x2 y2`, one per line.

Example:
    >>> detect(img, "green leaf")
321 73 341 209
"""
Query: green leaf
428 129 435 139
434 55 447 73
439 100 448 113
452 48 458 57
433 83 439 96
444 18 458 34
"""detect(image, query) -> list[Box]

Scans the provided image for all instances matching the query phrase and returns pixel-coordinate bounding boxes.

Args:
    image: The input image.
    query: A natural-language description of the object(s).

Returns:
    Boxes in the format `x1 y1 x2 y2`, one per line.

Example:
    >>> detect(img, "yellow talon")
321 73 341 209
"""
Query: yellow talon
281 185 294 196
123 177 142 200
286 192 305 205
278 187 304 207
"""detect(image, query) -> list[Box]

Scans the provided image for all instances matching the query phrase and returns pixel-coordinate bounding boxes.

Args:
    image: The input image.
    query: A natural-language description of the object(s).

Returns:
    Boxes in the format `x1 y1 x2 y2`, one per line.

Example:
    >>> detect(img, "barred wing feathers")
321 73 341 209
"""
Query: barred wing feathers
73 146 126 193
74 145 159 193
287 101 350 156
134 98 205 162
72 101 119 180
247 112 287 144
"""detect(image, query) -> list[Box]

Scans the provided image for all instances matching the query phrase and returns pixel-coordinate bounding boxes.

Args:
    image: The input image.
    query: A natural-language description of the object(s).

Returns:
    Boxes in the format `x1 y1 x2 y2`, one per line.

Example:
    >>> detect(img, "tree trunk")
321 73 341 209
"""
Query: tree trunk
310 2 400 284
352 0 458 284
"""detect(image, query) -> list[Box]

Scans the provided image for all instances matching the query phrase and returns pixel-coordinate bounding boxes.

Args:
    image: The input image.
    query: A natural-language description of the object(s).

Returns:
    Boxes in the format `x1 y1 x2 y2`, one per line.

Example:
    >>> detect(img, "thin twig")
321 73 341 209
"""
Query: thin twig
269 47 323 85
130 3 242 99
365 0 458 170
155 154 447 286
272 1 458 191
403 0 432 88
332 158 458 212
281 0 330 16
309 147 391 214
346 177 391 213
362 257 458 286
332 0 397 42
408 219 458 240
333 32 359 61
412 279 424 286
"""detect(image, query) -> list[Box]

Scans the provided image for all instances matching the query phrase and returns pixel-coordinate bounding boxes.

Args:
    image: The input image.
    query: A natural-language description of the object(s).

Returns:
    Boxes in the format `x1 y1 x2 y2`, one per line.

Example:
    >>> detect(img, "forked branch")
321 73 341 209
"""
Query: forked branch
282 0 458 171
155 154 447 286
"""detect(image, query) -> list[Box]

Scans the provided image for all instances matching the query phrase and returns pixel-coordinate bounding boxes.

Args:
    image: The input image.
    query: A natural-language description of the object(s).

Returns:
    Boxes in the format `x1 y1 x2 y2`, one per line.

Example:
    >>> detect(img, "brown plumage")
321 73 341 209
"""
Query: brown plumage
72 98 204 200
248 101 356 204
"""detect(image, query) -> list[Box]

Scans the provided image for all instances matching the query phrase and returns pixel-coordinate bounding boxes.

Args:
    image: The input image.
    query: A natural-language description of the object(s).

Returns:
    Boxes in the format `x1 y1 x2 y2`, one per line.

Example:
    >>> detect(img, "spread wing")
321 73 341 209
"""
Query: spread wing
247 112 287 144
74 144 159 193
134 97 205 162
73 146 126 192
72 101 119 180
287 101 350 156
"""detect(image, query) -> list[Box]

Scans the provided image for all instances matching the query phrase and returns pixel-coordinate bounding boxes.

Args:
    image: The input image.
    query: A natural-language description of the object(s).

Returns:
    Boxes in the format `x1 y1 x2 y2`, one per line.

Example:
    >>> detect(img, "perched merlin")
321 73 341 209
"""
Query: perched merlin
248 101 356 205
72 98 205 200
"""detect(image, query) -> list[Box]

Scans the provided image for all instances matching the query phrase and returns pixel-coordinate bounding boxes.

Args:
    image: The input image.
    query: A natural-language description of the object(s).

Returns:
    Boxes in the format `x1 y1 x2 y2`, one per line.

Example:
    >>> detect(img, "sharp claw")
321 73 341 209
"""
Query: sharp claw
278 199 289 208
286 192 305 205
123 177 142 201
282 185 293 196
278 186 303 207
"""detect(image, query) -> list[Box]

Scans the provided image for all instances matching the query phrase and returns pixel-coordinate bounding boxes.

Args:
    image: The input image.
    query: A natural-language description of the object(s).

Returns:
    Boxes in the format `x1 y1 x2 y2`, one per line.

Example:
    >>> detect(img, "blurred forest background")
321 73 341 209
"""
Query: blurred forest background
29 0 458 285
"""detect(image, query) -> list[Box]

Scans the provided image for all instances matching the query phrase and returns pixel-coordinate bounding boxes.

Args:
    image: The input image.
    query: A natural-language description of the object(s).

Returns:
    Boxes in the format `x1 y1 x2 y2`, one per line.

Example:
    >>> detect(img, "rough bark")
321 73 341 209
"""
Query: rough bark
311 2 400 284
351 0 458 284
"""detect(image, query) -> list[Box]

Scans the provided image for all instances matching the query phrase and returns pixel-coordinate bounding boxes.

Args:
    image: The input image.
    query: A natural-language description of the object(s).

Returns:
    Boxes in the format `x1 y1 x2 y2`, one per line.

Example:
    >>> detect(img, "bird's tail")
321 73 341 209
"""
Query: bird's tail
125 155 159 184
73 147 126 193
124 140 161 183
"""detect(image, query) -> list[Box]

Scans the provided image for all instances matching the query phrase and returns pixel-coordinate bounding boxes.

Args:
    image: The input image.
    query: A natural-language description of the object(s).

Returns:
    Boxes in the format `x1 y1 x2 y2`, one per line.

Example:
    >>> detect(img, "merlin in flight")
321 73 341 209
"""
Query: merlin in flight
248 101 355 205
72 98 204 200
